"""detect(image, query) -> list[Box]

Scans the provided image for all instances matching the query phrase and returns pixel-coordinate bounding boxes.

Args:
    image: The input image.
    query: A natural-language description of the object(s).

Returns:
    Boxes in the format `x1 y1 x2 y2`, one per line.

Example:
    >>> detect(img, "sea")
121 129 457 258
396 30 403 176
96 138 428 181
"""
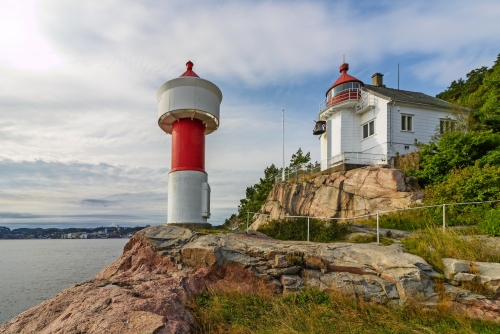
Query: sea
0 238 128 325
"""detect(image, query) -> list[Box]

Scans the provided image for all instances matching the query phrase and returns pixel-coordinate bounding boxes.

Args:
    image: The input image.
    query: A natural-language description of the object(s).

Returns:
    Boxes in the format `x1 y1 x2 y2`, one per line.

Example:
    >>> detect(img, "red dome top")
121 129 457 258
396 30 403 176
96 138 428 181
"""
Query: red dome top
180 60 199 77
326 63 363 96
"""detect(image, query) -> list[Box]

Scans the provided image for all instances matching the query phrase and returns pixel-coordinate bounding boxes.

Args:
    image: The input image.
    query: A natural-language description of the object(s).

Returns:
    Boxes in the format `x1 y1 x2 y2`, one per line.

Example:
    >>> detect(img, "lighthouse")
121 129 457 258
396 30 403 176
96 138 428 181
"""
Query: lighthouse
156 61 223 228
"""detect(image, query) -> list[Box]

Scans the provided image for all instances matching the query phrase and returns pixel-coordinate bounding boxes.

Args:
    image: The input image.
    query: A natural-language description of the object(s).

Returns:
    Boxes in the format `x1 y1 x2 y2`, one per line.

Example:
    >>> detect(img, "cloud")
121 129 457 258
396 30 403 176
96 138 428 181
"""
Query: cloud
0 0 62 69
1 0 499 227
80 199 120 207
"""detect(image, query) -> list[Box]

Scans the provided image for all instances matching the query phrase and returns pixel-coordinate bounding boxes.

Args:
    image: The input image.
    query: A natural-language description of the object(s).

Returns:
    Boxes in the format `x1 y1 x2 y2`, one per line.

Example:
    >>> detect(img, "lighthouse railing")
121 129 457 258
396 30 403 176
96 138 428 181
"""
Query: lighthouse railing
319 88 361 113
275 152 387 183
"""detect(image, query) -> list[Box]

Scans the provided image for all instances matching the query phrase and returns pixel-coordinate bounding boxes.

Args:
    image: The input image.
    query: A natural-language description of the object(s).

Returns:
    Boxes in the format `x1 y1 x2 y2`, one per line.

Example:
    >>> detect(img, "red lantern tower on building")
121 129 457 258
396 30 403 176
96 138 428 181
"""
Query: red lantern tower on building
156 61 223 228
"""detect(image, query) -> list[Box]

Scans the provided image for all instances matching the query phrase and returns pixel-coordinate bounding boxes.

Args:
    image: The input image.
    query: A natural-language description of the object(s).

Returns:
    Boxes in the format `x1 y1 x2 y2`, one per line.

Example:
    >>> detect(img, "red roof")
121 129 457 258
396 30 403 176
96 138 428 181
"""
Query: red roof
326 63 363 96
180 60 199 77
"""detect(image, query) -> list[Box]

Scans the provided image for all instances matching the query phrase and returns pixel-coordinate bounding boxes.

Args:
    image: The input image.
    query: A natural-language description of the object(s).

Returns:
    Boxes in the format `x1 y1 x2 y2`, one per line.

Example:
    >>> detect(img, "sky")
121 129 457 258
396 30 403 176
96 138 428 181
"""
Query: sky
1 0 499 228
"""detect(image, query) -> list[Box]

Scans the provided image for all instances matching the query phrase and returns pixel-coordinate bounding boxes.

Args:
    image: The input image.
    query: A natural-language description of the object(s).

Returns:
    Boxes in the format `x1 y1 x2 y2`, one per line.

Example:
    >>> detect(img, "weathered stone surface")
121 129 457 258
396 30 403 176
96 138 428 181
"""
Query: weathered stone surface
144 225 198 250
381 267 435 302
453 272 477 282
301 269 323 279
442 258 471 279
274 254 289 268
4 225 498 333
280 275 305 292
307 272 399 304
250 167 423 230
267 266 302 277
444 284 500 322
443 258 500 293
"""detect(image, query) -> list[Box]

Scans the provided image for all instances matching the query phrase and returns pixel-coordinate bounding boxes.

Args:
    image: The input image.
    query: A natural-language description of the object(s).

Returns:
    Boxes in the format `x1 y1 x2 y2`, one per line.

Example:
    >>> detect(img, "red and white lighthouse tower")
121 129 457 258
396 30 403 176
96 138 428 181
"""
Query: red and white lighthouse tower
156 61 223 228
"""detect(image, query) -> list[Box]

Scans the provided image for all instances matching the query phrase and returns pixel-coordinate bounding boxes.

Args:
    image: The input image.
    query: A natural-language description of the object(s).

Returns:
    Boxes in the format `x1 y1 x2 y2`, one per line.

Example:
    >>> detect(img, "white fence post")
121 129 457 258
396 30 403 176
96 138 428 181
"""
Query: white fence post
442 204 446 232
376 213 380 244
307 216 310 242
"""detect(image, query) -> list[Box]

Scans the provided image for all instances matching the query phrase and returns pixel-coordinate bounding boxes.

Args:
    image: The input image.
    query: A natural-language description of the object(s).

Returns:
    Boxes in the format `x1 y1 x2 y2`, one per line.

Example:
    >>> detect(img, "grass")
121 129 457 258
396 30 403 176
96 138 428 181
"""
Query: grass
358 203 500 233
401 227 500 274
358 209 439 232
190 288 500 333
257 218 351 242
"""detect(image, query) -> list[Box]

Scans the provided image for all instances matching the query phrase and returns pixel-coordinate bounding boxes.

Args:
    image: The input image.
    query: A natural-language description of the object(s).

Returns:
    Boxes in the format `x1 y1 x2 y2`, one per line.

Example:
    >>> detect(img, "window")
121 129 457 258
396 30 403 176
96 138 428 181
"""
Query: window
332 82 360 96
401 115 413 131
440 119 456 134
362 120 375 139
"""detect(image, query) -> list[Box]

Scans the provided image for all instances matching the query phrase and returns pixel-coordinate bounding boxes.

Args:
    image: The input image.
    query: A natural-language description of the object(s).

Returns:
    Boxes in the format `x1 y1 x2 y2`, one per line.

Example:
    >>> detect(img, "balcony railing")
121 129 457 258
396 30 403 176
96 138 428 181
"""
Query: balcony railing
275 153 388 183
321 152 387 170
319 88 361 113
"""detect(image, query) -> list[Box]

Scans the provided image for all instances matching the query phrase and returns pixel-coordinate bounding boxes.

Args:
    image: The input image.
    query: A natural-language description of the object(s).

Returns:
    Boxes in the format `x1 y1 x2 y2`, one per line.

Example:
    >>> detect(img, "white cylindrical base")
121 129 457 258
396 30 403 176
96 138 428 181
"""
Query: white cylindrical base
167 170 211 225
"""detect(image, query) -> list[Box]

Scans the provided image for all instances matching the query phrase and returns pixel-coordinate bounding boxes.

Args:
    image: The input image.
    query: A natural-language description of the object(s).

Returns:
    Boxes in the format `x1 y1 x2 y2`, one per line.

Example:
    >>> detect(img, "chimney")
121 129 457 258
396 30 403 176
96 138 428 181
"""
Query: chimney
372 73 384 87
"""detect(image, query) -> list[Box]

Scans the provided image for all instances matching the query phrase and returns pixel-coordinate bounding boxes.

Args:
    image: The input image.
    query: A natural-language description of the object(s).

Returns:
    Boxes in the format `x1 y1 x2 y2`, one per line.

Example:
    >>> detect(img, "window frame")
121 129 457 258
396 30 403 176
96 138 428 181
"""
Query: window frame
362 119 375 139
401 114 414 132
439 118 457 134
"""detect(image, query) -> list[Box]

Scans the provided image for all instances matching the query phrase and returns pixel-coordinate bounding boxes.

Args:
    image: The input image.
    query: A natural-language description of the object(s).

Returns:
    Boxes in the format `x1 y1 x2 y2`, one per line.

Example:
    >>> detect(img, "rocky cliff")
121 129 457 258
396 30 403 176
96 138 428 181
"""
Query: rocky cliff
2 225 499 333
251 166 422 230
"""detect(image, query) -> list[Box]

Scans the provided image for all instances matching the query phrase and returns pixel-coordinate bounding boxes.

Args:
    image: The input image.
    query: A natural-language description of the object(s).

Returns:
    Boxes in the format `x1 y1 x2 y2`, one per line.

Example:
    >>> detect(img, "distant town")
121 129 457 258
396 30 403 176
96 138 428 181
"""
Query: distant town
0 225 150 239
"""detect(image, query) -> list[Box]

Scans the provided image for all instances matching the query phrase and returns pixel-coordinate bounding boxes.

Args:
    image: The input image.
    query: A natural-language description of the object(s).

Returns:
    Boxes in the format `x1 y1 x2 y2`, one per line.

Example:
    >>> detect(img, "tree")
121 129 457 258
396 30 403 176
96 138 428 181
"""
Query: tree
229 149 314 227
236 164 281 222
436 54 500 132
288 148 311 170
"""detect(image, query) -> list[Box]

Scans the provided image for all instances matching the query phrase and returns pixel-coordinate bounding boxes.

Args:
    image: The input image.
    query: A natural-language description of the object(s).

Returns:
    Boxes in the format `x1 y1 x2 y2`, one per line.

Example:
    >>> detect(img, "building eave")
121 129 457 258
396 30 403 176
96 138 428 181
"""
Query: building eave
361 86 470 113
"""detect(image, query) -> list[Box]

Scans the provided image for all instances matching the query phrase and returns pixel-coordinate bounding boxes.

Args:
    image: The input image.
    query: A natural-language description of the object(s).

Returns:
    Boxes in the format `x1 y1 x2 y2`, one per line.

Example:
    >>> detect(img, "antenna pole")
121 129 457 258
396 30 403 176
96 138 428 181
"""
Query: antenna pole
282 109 285 181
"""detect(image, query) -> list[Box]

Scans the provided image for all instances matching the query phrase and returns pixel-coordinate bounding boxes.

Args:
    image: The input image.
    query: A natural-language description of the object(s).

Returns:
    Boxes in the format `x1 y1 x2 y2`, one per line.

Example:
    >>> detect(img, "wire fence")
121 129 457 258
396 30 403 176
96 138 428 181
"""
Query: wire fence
245 199 500 244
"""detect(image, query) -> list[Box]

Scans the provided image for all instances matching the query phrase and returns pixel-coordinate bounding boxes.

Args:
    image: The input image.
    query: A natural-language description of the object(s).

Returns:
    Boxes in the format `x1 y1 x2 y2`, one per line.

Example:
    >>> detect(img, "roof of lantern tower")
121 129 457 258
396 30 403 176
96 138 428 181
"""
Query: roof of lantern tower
325 63 364 97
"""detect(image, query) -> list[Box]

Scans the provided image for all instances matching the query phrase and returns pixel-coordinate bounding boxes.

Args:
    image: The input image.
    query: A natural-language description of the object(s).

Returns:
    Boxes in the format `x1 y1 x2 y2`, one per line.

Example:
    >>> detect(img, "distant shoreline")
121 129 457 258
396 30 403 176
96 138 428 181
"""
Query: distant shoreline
0 225 149 240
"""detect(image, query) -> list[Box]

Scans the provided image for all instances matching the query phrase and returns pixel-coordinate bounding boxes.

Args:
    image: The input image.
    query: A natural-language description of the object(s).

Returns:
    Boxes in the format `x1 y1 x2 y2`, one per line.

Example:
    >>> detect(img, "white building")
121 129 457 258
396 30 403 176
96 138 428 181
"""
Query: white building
314 63 459 171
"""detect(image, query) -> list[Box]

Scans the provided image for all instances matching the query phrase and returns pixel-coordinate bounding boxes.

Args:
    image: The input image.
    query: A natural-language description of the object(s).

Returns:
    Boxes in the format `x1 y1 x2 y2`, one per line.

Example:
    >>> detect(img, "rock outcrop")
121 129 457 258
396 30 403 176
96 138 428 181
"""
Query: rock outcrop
1 225 499 333
250 166 422 230
443 258 500 293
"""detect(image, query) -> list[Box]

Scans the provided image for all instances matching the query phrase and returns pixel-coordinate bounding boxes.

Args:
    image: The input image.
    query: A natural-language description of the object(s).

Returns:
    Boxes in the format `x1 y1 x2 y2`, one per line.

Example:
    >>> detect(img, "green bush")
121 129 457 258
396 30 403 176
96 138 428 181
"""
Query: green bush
425 163 500 204
478 208 500 236
409 131 500 186
257 218 351 242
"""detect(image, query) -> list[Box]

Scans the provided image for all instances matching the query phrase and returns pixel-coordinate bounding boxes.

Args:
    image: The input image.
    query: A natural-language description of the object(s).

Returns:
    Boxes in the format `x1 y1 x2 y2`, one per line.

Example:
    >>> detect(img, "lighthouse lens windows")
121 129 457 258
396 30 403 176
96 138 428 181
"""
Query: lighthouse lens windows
332 82 360 97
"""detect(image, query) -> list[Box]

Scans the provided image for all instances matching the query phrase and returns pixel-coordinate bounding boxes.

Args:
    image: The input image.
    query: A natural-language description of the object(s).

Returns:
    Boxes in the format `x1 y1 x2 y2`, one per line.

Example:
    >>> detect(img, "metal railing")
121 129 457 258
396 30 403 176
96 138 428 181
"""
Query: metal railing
245 199 500 243
324 152 387 170
356 91 376 113
319 88 361 113
274 164 321 184
275 153 387 183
